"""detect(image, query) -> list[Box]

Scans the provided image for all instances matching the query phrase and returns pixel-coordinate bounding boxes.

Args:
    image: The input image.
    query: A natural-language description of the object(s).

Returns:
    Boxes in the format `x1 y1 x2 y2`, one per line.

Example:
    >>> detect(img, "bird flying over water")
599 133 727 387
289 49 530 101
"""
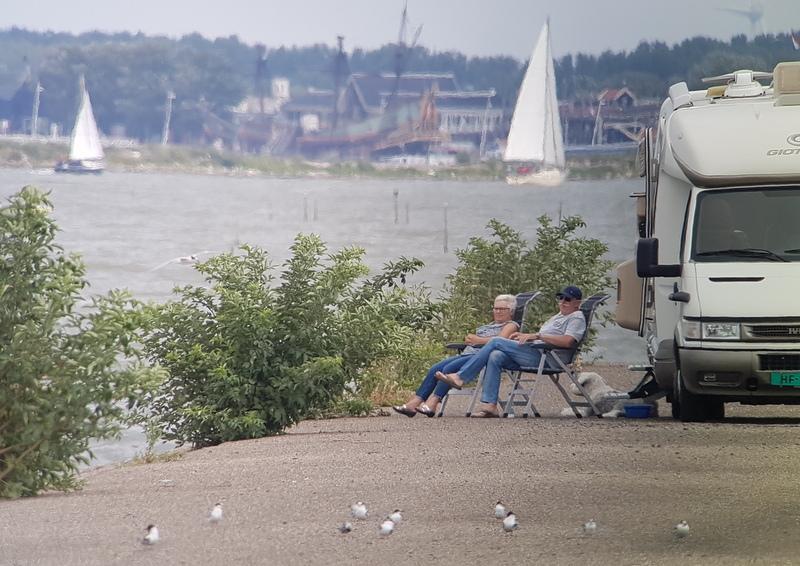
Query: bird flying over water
494 501 506 519
149 250 219 271
388 509 402 524
583 519 597 534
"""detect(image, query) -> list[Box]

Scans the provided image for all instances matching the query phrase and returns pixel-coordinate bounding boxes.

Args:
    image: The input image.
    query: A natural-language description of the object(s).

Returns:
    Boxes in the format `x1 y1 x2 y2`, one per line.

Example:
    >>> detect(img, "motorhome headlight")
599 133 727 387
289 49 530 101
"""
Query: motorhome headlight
681 320 702 340
681 320 740 340
702 322 740 340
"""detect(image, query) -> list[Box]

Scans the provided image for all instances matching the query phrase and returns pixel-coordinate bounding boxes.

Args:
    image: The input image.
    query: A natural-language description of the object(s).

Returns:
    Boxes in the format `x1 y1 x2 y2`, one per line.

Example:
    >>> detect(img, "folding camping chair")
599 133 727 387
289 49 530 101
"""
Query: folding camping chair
501 293 611 418
436 290 541 417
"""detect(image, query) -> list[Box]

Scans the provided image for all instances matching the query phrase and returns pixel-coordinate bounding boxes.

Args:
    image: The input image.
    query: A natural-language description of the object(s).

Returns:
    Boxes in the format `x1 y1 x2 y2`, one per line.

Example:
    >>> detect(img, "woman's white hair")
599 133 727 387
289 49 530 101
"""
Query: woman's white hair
494 294 517 310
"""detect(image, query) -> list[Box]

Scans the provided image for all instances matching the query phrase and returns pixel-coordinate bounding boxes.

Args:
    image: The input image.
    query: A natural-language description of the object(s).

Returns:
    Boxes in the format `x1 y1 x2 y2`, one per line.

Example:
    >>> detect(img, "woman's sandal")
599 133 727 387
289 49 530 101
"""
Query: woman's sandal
392 404 417 418
435 371 463 390
416 404 436 418
472 409 500 418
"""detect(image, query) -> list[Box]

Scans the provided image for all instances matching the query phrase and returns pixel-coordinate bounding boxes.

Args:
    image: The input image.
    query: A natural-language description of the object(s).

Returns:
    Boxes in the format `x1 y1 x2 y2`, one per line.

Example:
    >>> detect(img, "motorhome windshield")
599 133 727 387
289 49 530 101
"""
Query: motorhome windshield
692 187 800 262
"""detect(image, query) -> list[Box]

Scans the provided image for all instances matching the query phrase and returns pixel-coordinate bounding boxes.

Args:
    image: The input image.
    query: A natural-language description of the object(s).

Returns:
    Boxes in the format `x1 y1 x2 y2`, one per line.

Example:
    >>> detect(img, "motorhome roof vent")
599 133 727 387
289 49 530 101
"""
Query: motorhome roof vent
701 69 770 98
668 82 692 109
773 62 800 106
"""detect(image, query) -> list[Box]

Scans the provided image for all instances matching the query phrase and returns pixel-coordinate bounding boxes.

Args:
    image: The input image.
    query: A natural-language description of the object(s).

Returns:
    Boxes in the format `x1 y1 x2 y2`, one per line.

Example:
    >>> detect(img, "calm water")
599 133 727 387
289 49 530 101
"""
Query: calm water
1 168 647 464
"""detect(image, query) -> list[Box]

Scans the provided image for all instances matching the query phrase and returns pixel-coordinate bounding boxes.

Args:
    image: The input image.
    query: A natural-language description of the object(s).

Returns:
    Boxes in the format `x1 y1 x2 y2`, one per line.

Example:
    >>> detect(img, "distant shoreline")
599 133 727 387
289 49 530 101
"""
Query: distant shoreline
0 139 638 181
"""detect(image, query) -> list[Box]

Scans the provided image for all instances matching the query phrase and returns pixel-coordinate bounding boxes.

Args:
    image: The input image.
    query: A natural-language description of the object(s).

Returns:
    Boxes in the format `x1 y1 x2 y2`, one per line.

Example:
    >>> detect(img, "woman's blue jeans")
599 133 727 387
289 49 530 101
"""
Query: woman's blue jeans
416 354 472 400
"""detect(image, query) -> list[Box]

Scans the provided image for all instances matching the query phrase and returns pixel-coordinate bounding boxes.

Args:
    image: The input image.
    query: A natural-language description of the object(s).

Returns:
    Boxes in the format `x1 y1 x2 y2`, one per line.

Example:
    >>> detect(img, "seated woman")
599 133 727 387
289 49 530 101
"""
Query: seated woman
393 294 519 417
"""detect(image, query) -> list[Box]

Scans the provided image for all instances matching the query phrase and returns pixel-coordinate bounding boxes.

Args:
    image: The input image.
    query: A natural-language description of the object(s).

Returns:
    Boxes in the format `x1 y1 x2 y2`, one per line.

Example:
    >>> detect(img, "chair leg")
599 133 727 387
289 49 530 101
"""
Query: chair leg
564 370 603 417
464 371 484 417
502 370 540 418
436 393 448 417
501 371 519 417
526 371 542 417
436 372 484 417
548 374 584 417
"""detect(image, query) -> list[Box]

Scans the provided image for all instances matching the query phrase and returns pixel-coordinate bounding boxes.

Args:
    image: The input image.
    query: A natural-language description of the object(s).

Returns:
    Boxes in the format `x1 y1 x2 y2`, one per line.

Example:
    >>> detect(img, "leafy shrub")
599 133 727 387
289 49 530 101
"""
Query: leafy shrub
333 397 374 417
358 332 445 401
143 237 435 447
0 187 156 498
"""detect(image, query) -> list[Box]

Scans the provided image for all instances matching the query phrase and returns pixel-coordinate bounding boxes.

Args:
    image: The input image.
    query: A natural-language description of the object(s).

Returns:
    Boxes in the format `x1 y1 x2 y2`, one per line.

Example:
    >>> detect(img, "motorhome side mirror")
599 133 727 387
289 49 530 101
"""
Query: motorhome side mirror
636 238 682 278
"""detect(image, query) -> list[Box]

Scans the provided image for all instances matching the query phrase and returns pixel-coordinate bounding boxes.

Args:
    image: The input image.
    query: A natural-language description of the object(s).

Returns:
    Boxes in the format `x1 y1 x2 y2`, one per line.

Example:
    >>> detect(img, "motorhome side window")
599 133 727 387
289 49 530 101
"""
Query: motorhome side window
692 187 800 262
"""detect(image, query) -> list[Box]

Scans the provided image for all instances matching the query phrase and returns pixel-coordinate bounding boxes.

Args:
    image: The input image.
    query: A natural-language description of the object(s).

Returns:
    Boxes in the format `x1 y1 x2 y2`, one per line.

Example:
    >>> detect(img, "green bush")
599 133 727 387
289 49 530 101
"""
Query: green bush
0 187 157 498
143 237 435 447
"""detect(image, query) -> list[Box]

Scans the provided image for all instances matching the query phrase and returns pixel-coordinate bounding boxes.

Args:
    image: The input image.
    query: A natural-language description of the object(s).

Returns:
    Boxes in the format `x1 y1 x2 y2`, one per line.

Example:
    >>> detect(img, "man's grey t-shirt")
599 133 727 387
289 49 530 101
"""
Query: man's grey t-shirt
538 310 586 341
531 310 586 362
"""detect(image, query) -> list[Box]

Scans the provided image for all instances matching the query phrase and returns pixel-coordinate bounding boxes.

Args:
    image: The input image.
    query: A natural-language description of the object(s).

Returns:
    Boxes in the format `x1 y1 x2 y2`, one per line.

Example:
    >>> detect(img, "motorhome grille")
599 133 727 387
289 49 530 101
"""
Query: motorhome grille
749 325 800 338
759 354 800 371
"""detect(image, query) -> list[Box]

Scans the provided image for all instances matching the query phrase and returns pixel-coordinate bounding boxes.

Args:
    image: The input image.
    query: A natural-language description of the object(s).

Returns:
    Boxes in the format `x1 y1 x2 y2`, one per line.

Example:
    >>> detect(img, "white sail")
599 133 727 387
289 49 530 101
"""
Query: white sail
68 86 104 162
504 21 565 172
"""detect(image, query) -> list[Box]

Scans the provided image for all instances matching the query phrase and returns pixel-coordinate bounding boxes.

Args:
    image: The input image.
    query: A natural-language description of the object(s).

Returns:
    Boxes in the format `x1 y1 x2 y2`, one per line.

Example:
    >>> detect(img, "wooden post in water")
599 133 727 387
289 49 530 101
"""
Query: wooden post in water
443 202 449 253
313 199 318 221
393 188 399 224
303 196 308 222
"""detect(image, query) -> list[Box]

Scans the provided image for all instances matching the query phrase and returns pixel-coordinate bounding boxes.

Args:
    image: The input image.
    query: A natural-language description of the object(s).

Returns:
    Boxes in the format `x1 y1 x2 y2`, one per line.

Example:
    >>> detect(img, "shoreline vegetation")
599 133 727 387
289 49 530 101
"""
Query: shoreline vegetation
0 139 638 181
2 185 615 497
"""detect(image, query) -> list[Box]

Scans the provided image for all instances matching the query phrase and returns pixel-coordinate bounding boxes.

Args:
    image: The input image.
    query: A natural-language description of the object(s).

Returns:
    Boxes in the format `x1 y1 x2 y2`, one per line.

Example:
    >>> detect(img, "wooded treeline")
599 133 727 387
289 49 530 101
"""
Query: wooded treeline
0 27 796 143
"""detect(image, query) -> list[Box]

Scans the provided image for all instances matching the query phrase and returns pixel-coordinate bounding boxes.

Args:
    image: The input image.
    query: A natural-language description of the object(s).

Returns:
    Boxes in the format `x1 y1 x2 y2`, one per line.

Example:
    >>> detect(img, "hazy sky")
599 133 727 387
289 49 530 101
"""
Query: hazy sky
3 0 799 60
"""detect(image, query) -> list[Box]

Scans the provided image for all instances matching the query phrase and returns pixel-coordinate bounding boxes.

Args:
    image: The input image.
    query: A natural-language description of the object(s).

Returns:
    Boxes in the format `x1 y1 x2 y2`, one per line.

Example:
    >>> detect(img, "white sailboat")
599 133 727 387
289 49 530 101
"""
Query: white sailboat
503 20 565 186
55 78 104 174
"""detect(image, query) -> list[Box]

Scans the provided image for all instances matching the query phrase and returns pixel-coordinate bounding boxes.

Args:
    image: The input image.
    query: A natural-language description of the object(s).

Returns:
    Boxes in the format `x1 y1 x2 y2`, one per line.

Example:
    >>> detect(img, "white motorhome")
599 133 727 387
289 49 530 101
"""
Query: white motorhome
616 62 800 422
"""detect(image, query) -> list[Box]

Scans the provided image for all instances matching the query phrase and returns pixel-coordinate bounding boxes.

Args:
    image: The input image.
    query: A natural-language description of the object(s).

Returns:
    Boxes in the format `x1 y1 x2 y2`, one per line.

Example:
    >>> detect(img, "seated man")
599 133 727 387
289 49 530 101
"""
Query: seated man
436 286 586 417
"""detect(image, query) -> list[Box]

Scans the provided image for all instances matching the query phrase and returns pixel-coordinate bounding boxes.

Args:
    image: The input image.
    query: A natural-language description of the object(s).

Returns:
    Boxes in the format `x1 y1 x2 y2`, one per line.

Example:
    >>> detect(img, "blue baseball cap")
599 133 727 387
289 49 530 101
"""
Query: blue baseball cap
556 286 583 301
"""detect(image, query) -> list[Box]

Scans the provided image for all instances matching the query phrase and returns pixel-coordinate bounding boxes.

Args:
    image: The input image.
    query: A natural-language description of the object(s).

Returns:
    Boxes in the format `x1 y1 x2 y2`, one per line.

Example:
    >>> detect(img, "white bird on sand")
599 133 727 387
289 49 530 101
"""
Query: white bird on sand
502 512 518 532
388 509 402 524
379 518 395 536
583 519 597 534
494 501 507 519
338 522 353 533
674 520 690 538
209 502 223 523
149 250 219 272
142 524 159 545
351 502 368 520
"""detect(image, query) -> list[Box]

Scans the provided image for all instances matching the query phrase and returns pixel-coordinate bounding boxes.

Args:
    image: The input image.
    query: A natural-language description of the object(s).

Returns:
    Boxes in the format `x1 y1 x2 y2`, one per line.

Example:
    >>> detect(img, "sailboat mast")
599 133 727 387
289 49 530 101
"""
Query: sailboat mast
543 20 550 165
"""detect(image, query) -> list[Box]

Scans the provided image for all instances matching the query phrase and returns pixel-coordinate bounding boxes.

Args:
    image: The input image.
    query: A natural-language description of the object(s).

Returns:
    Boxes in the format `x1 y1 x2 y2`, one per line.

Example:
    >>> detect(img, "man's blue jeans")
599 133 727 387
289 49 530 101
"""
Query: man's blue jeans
456 337 544 404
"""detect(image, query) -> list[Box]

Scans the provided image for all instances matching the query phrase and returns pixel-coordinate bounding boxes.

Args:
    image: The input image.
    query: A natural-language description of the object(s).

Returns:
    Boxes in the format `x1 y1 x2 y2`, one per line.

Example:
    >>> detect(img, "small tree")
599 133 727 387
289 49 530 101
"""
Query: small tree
143 236 435 448
0 187 156 498
441 216 615 340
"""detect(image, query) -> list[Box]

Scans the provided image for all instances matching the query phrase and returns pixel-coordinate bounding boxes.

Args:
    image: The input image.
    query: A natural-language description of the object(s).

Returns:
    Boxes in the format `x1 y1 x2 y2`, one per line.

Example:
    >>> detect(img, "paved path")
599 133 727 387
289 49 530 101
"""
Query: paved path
3 368 800 565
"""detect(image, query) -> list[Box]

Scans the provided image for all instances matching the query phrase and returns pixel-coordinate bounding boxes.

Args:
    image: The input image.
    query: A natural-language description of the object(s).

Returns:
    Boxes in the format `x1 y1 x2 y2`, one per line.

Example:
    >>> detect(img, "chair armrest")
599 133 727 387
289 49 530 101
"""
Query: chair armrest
524 343 577 355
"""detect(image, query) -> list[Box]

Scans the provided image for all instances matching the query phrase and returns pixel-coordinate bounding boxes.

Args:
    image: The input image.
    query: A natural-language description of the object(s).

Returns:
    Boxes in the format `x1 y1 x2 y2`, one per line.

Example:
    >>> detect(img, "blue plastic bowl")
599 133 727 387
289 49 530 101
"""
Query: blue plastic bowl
624 404 651 418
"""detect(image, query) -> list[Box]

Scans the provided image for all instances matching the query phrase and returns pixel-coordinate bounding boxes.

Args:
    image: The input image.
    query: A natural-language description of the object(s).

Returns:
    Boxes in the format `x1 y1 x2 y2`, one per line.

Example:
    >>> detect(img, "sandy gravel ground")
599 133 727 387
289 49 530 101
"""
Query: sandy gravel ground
3 365 800 565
